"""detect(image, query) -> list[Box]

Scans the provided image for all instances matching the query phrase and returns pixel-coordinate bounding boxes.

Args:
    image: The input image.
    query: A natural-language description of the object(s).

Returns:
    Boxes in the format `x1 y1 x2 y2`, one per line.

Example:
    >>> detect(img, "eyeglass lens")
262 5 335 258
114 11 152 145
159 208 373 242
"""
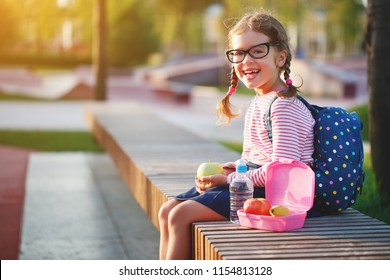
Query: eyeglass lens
227 43 270 63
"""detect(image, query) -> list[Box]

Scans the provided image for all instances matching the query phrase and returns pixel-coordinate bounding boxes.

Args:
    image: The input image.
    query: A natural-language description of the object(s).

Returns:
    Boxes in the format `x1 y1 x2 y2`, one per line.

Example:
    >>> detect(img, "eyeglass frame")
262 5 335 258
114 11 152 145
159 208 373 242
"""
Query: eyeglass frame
225 42 283 63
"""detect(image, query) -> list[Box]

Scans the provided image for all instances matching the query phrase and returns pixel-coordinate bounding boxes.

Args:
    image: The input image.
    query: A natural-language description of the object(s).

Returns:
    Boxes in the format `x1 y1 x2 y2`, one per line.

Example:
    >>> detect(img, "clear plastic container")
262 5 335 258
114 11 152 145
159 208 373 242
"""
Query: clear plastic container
237 158 315 232
230 159 253 224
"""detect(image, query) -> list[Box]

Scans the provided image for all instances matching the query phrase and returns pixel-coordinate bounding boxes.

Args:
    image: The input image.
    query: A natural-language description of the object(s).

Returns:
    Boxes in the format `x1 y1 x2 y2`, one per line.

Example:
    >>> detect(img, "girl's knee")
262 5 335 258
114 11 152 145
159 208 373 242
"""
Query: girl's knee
158 199 180 224
167 202 195 230
158 202 170 224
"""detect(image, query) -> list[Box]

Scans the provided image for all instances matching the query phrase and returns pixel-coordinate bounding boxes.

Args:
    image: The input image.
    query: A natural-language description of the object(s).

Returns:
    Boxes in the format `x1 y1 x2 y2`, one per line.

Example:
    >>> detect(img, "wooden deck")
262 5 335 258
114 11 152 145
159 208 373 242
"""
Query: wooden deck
85 101 390 260
193 209 390 260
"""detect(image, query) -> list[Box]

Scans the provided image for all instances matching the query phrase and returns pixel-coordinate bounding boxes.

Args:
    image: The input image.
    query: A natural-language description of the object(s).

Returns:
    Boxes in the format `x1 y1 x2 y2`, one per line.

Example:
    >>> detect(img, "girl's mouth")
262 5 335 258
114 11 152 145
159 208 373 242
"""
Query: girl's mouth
243 69 259 79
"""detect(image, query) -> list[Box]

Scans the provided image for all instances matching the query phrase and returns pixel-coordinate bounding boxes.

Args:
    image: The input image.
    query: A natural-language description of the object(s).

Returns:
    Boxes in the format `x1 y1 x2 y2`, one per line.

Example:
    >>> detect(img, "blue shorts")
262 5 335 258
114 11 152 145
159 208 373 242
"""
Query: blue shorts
175 161 322 219
176 184 266 218
175 162 265 219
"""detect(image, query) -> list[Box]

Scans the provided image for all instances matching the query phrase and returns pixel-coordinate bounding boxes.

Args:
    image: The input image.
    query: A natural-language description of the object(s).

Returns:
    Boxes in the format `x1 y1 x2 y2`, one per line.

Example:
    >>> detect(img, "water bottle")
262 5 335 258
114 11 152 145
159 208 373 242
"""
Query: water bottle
230 159 254 224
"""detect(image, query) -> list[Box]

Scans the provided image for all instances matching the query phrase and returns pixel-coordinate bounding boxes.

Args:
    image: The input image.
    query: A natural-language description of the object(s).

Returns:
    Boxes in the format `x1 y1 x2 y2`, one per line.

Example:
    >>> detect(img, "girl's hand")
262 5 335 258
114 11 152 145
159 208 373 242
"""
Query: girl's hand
222 162 236 176
195 174 227 193
195 176 206 194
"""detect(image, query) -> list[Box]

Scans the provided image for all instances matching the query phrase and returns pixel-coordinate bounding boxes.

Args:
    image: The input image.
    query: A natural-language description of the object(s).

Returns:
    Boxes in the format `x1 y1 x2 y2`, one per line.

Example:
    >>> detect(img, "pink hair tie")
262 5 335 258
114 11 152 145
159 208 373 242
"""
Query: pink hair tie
227 86 236 96
286 78 293 85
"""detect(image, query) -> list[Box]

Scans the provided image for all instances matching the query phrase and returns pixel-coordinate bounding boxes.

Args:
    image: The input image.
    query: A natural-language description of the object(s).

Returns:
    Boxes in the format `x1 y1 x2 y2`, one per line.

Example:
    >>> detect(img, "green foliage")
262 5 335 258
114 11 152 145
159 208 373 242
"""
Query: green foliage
223 0 305 23
350 104 369 141
153 0 217 56
0 0 368 67
107 0 160 67
324 0 366 54
217 140 243 154
223 0 365 56
0 53 91 68
354 154 390 225
0 0 91 57
0 130 103 152
0 0 18 50
0 91 49 101
10 0 63 54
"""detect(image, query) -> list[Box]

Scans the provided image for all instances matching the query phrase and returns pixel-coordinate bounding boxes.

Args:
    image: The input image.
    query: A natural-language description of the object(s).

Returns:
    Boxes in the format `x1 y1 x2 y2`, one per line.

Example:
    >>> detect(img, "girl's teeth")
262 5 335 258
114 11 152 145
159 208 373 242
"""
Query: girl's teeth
244 70 259 74
244 70 259 79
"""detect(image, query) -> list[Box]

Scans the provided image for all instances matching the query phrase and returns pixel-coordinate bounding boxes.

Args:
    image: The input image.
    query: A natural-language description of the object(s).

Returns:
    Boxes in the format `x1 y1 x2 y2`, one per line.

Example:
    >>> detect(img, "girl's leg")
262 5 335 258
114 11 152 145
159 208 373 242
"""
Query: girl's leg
158 199 182 260
165 200 227 260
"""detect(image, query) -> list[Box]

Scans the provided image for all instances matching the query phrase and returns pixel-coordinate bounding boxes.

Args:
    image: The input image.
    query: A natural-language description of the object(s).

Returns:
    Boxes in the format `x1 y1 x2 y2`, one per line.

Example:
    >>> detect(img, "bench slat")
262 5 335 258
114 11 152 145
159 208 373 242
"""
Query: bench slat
193 210 390 259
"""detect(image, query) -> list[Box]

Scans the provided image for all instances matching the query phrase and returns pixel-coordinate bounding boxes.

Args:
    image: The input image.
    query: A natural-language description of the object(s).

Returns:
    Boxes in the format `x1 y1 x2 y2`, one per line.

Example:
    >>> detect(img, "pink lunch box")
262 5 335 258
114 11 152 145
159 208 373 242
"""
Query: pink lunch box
237 158 315 232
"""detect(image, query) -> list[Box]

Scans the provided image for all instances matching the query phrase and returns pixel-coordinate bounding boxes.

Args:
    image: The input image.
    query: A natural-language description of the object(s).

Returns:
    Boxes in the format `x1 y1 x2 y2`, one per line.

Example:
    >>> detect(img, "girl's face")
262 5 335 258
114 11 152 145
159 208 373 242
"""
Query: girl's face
231 30 286 94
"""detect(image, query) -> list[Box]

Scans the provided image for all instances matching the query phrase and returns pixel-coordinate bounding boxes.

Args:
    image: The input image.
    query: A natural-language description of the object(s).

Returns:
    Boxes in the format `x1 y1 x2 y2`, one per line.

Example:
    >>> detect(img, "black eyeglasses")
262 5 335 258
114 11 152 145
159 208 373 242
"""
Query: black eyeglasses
225 42 282 63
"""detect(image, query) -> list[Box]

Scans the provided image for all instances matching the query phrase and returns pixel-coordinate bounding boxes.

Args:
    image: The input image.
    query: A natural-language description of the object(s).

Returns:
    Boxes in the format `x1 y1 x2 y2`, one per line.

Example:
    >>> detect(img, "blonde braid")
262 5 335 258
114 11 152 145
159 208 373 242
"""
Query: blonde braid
281 51 299 97
216 66 239 124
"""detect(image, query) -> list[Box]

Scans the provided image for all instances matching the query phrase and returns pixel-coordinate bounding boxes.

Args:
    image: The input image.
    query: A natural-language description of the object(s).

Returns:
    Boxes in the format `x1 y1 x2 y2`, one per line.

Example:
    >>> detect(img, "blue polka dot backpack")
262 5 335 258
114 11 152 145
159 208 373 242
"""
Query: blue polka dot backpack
266 95 365 215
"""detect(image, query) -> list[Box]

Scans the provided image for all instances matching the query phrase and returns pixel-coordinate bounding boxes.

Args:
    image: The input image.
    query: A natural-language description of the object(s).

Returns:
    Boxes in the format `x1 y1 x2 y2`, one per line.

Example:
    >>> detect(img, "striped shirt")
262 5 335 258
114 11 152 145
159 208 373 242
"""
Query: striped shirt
227 92 315 187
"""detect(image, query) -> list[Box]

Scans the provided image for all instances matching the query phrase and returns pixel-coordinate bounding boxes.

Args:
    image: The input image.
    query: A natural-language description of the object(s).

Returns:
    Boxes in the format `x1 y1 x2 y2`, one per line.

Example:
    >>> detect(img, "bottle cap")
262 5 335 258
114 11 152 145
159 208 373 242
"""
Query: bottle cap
236 159 247 173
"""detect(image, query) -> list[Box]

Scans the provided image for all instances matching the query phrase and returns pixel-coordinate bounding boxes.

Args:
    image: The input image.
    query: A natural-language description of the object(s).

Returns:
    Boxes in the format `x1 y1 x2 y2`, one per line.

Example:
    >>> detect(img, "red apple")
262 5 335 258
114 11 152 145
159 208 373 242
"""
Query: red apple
243 198 271 216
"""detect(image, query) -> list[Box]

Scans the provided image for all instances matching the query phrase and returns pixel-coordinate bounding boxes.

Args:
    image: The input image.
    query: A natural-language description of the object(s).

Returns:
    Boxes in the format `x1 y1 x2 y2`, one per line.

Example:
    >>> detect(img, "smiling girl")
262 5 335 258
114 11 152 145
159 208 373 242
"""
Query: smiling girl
158 11 315 260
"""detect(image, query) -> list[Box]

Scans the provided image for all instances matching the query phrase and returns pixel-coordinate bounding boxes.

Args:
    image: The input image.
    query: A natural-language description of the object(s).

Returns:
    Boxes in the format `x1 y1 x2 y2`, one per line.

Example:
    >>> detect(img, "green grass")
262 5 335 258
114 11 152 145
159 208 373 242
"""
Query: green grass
0 130 103 152
351 104 369 141
353 153 390 224
217 140 390 225
0 91 51 102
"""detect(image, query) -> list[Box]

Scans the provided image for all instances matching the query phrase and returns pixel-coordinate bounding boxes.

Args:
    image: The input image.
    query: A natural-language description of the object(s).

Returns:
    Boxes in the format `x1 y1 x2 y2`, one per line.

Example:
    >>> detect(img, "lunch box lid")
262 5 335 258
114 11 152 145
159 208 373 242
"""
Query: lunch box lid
265 159 315 212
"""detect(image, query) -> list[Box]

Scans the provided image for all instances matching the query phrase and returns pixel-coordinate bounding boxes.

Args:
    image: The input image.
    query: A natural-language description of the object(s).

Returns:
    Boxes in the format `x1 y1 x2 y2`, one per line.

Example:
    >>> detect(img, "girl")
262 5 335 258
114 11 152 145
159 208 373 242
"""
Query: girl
158 11 315 260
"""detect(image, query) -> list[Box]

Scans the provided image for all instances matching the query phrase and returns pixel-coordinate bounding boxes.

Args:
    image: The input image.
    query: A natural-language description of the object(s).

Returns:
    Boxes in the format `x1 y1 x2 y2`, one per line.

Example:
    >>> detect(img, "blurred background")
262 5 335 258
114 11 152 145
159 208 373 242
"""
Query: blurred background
3 0 388 261
0 0 367 100
0 0 366 66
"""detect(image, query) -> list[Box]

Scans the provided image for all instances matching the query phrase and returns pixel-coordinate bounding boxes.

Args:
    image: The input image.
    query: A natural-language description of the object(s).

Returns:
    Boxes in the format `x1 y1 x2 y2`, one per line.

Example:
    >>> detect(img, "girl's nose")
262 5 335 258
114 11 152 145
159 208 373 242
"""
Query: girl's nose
242 53 254 64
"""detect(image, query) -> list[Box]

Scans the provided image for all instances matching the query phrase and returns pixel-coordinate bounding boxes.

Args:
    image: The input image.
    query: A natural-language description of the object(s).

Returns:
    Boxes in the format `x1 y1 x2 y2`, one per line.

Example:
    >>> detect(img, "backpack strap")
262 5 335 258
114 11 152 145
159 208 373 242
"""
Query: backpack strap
266 94 317 143
265 95 278 143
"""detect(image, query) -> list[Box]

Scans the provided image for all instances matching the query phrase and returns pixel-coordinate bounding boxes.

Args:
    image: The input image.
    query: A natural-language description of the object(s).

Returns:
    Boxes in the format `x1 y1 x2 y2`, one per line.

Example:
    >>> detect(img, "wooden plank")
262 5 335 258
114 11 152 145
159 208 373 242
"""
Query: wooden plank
211 236 390 260
193 210 390 260
221 249 390 260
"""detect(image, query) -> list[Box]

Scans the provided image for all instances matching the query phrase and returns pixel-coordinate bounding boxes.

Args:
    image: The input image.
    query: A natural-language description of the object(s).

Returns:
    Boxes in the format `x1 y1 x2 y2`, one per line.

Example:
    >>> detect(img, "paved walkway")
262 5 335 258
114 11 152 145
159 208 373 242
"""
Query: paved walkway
0 146 31 260
0 148 159 260
20 152 159 260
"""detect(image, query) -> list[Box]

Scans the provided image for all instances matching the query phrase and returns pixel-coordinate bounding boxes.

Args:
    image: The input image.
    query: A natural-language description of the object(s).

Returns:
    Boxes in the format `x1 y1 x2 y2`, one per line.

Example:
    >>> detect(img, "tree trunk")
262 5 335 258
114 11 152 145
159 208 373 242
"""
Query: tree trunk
365 0 390 196
93 0 107 101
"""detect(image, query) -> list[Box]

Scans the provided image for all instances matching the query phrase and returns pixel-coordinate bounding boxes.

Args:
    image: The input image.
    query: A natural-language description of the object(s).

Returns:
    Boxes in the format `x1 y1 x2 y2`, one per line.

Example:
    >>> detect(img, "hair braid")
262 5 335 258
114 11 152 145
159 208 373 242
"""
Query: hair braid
216 66 239 124
281 51 299 97
283 53 291 82
231 65 239 88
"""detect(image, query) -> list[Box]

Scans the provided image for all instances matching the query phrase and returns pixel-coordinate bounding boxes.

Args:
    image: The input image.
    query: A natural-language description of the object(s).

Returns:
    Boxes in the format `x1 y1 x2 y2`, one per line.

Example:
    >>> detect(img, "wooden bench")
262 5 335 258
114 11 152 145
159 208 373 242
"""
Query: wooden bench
85 101 238 228
193 209 390 259
85 101 390 260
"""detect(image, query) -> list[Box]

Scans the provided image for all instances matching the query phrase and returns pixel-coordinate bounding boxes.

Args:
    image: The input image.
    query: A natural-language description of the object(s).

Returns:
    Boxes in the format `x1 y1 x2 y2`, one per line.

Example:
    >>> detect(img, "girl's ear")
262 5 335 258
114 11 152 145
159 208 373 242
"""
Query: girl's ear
276 50 288 68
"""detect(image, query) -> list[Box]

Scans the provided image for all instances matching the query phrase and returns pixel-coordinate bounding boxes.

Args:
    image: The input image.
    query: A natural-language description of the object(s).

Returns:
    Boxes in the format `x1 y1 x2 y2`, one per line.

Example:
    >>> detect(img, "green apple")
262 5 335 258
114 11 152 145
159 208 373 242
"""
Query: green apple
196 161 224 178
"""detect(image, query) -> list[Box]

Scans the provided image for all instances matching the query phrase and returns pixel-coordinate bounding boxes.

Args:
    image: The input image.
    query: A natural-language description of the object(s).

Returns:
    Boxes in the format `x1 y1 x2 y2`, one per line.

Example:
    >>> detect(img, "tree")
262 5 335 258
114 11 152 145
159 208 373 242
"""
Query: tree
365 0 390 196
324 0 365 56
107 0 160 67
154 0 216 56
0 0 18 52
0 0 63 55
93 0 107 101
